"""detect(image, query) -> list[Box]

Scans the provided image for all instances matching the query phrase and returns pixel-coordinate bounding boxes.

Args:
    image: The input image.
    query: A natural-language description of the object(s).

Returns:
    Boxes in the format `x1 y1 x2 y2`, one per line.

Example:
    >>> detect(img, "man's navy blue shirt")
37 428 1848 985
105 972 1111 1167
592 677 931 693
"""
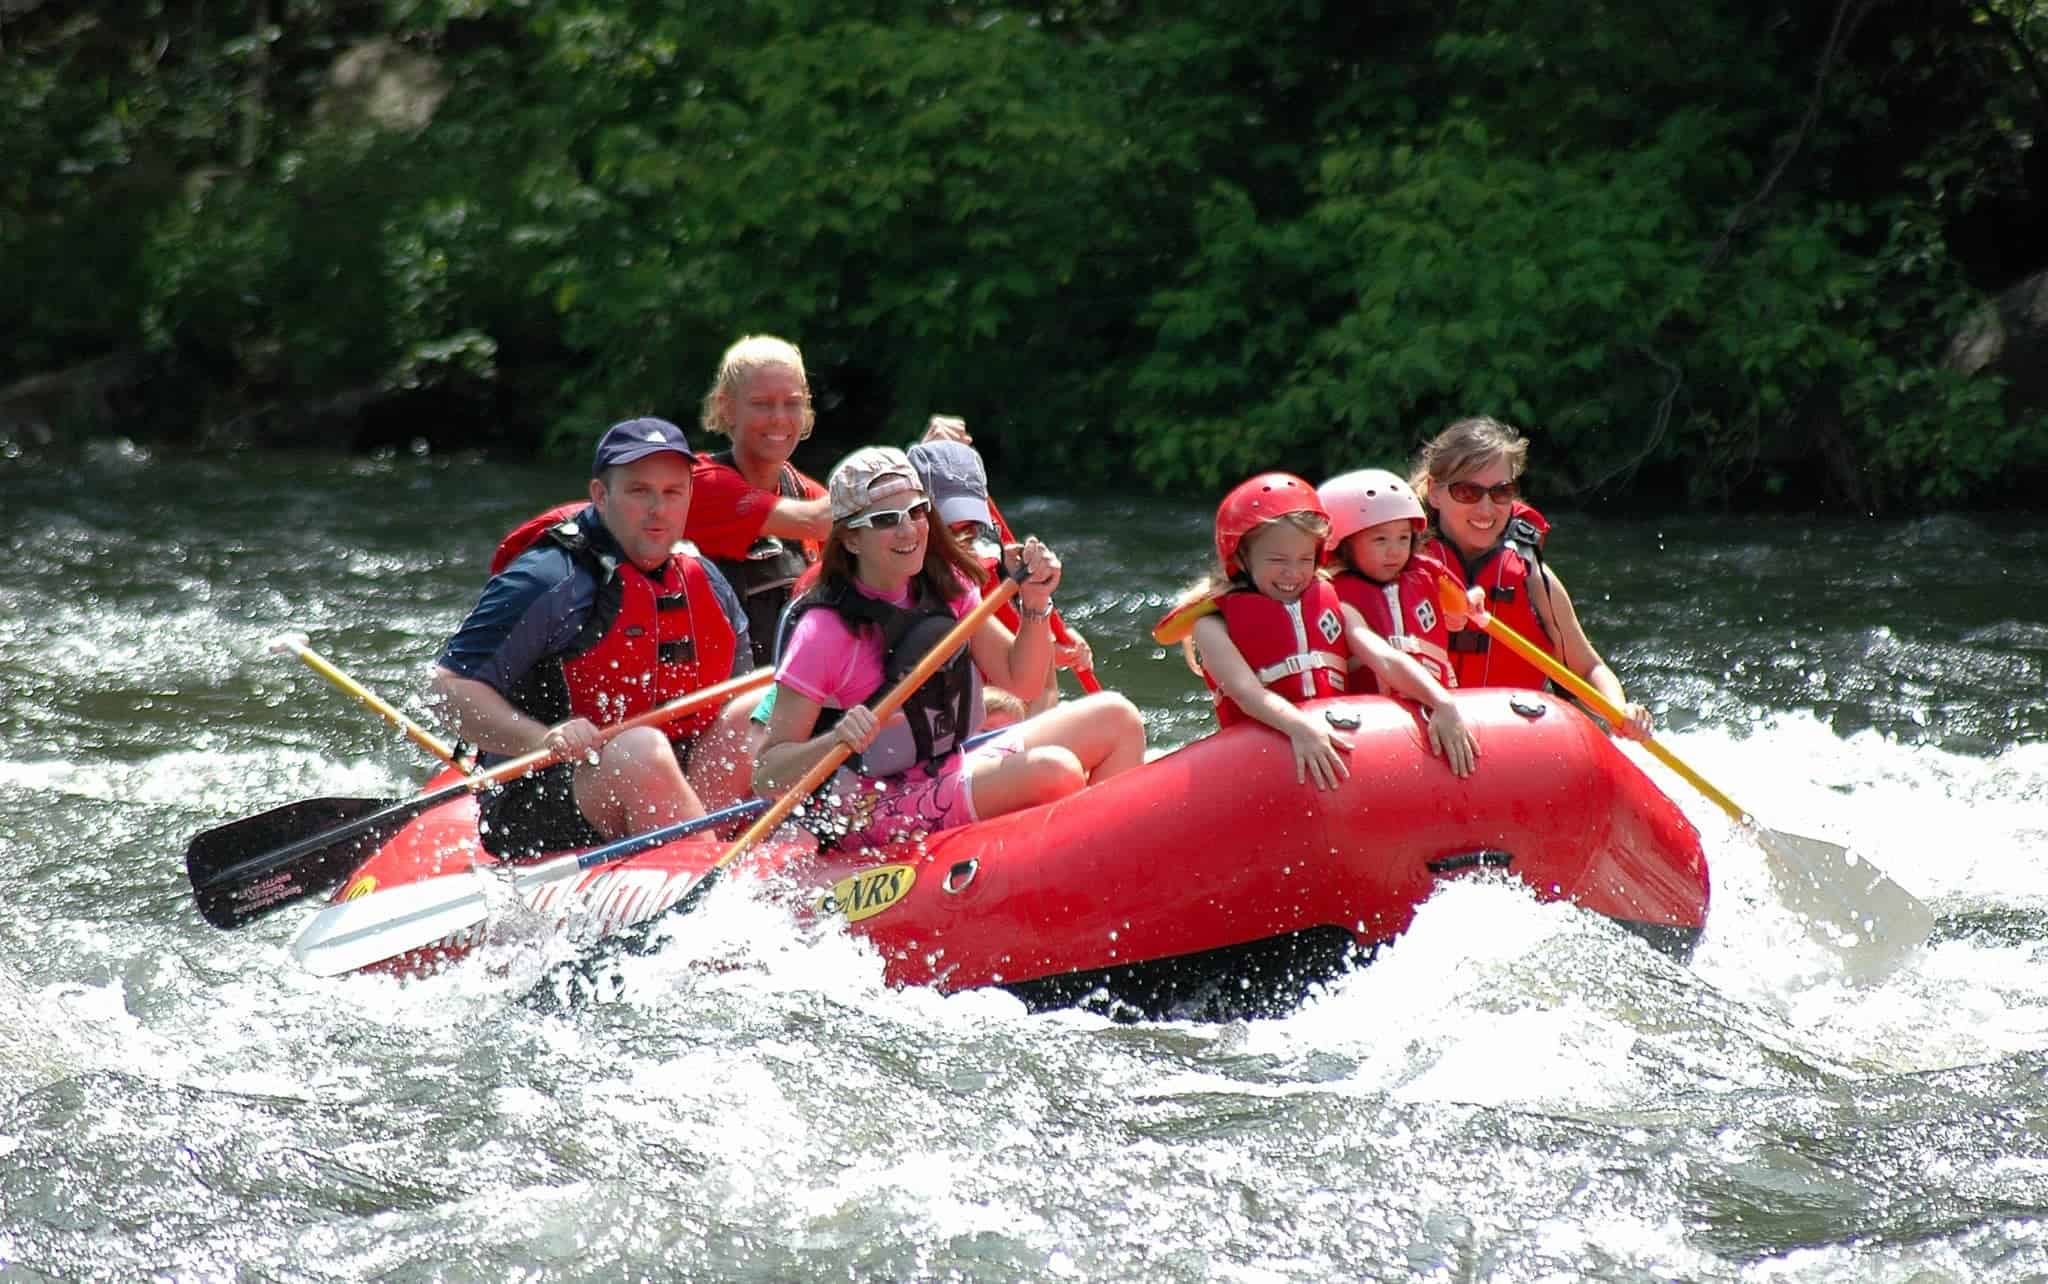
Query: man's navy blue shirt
437 505 752 698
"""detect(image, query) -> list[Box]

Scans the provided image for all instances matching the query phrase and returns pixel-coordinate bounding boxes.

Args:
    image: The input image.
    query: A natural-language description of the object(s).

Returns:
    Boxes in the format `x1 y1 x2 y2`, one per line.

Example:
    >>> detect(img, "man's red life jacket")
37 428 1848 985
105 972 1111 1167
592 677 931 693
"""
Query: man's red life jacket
494 505 737 743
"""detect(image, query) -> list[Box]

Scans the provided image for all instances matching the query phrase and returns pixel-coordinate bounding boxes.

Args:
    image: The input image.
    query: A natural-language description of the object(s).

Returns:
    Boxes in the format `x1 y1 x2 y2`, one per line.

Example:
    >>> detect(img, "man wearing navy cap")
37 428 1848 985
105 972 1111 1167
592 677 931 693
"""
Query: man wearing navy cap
426 417 755 858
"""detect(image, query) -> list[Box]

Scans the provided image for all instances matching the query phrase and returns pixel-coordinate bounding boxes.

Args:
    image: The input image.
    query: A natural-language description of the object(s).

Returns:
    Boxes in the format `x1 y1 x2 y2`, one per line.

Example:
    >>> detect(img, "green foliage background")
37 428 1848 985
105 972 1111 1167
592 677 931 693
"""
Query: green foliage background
3 0 2044 510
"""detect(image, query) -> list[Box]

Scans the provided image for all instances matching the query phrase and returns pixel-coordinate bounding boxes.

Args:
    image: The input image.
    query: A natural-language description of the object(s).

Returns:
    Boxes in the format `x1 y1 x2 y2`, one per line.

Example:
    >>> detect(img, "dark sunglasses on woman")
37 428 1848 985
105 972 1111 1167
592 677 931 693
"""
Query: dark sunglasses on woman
1444 479 1519 505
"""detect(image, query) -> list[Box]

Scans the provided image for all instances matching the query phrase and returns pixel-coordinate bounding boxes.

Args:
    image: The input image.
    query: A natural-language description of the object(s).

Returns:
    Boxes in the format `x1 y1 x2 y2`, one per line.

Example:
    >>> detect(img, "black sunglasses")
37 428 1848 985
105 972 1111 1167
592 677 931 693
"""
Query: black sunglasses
1444 479 1519 505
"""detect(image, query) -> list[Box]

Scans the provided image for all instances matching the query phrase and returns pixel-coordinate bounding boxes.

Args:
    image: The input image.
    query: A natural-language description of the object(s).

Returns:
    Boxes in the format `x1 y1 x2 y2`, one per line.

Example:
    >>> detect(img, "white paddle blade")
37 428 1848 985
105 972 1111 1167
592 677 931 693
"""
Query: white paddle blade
291 876 491 977
1755 825 1935 979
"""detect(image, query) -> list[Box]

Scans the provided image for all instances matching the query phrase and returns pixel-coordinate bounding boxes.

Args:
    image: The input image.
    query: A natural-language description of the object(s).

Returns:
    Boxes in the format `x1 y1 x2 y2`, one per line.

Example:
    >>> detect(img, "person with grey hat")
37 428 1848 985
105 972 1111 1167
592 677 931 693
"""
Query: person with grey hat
425 417 757 858
753 446 1145 853
906 438 1095 725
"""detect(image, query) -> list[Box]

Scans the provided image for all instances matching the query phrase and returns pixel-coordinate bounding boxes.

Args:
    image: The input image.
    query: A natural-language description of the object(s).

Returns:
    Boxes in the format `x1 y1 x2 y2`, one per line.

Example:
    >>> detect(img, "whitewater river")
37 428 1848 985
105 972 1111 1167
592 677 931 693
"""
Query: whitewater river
2 441 2043 1282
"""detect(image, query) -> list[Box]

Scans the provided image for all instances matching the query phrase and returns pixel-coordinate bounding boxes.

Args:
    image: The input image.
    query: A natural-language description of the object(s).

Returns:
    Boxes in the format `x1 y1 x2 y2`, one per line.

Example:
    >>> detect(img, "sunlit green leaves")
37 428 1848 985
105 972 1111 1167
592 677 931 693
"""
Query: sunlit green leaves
3 0 2039 508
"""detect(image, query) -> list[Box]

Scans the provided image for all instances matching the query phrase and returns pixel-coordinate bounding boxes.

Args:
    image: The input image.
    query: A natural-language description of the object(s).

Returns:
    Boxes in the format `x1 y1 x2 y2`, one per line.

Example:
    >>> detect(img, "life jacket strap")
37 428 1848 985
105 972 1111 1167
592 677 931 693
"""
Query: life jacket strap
1252 651 1349 686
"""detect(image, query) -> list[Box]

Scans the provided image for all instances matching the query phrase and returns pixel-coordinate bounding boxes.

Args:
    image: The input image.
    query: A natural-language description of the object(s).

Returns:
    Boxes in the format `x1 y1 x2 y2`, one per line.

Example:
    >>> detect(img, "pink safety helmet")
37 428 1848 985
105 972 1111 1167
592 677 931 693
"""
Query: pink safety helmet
1317 469 1426 544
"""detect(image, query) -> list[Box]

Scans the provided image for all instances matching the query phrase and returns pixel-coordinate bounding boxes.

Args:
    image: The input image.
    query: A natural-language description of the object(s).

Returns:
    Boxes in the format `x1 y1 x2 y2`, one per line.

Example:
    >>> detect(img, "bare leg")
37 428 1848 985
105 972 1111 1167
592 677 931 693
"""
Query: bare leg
967 692 1148 818
573 725 705 838
1007 692 1146 783
686 692 763 812
967 745 1086 818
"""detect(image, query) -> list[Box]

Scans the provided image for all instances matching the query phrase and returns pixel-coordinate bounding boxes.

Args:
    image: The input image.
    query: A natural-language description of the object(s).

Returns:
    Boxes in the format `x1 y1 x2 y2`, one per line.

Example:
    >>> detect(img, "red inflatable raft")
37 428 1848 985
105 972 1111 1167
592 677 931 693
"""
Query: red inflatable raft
291 690 1709 1017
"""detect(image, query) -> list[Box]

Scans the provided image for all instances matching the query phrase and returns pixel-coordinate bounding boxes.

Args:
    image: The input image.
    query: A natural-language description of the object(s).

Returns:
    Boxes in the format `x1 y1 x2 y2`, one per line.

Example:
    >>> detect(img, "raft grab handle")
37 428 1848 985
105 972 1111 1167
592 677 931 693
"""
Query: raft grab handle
1427 849 1515 876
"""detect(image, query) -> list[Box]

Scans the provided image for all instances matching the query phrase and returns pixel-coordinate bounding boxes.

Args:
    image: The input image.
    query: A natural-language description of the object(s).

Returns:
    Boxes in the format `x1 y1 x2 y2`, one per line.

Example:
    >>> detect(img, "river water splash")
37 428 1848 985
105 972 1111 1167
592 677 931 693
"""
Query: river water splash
2 444 2043 1281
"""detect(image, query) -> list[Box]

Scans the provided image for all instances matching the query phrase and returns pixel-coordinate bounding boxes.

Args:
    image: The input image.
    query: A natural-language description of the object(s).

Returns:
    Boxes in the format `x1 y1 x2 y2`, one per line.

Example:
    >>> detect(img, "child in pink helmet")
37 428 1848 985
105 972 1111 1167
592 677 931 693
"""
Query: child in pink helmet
1317 469 1459 692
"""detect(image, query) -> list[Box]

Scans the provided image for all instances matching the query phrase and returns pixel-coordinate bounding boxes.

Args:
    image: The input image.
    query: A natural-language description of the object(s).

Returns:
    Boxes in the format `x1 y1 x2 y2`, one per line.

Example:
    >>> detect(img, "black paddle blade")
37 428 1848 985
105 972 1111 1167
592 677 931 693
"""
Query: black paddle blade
185 796 400 929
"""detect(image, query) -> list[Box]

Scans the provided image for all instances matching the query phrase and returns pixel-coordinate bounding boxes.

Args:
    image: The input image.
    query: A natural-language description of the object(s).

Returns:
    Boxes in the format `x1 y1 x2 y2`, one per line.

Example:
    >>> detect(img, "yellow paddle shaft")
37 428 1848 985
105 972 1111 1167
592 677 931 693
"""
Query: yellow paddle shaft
1151 595 1218 646
468 666 775 791
1443 580 1751 827
274 635 465 768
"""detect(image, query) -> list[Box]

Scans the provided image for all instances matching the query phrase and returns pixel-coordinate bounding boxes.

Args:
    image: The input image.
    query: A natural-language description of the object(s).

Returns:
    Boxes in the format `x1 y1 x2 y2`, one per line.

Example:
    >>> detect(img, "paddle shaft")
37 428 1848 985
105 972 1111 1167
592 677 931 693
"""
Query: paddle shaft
1445 574 1934 969
985 498 1102 694
443 665 770 793
1457 591 1750 825
551 716 998 876
188 666 773 926
299 718 1013 977
291 796 776 977
275 635 467 769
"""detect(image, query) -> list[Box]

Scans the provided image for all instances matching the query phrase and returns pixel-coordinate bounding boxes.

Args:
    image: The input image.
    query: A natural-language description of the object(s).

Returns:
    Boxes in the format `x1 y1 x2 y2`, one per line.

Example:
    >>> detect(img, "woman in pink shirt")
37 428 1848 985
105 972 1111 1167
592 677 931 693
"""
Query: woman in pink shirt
754 447 1143 851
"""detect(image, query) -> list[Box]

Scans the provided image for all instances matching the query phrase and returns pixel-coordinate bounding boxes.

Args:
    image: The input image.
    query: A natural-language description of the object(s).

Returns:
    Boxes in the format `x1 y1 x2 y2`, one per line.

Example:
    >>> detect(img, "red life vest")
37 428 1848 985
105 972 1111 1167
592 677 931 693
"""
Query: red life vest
972 546 1023 634
1330 550 1456 692
1205 581 1350 727
491 501 582 575
495 506 737 743
1425 501 1558 690
700 450 819 668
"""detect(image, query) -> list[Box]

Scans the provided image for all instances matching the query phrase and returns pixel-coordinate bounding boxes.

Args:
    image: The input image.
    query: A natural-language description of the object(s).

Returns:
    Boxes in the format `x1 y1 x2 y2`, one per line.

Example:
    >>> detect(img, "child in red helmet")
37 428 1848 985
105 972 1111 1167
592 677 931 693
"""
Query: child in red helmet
1317 469 1459 692
1156 473 1477 790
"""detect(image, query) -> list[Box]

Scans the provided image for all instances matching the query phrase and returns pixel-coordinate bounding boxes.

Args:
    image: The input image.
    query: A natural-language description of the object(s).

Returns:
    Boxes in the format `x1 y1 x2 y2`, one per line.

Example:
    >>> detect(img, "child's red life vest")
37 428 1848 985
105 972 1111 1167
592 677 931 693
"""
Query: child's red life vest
1331 549 1456 691
1204 580 1350 727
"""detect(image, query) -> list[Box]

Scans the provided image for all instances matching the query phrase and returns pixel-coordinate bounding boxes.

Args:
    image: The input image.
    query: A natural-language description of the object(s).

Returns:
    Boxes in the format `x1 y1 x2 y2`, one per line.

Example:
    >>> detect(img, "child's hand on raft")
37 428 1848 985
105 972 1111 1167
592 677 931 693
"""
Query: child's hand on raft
1425 702 1480 778
1286 716 1351 791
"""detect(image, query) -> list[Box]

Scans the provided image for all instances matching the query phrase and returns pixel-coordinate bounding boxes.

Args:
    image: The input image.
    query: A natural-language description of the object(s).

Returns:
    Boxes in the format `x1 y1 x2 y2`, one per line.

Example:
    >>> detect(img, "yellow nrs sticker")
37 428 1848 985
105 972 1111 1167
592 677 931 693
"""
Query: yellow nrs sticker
816 863 916 923
341 876 378 900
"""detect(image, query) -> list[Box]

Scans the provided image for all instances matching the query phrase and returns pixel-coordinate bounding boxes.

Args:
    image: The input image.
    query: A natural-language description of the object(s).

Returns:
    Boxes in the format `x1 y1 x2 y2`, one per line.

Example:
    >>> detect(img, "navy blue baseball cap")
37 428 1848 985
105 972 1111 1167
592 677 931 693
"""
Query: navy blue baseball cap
592 417 696 476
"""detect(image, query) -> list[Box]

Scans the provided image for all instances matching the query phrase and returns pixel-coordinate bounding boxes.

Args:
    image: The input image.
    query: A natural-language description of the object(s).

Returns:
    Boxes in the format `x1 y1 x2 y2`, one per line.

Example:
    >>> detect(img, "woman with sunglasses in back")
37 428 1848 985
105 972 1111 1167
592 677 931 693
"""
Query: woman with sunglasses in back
754 447 1145 852
1416 416 1654 739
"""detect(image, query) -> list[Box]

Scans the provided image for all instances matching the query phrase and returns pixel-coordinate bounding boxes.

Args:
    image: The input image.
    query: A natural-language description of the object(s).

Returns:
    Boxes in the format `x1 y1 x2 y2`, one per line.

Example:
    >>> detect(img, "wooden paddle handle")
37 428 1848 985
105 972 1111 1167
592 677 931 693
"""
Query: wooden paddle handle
274 635 467 769
473 666 774 790
1435 577 1750 825
985 497 1103 694
717 572 1026 868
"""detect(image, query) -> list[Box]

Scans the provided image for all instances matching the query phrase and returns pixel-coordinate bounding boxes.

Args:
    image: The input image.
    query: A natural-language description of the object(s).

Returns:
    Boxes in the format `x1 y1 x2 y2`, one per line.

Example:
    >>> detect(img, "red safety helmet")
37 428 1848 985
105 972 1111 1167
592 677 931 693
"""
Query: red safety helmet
1214 472 1328 574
